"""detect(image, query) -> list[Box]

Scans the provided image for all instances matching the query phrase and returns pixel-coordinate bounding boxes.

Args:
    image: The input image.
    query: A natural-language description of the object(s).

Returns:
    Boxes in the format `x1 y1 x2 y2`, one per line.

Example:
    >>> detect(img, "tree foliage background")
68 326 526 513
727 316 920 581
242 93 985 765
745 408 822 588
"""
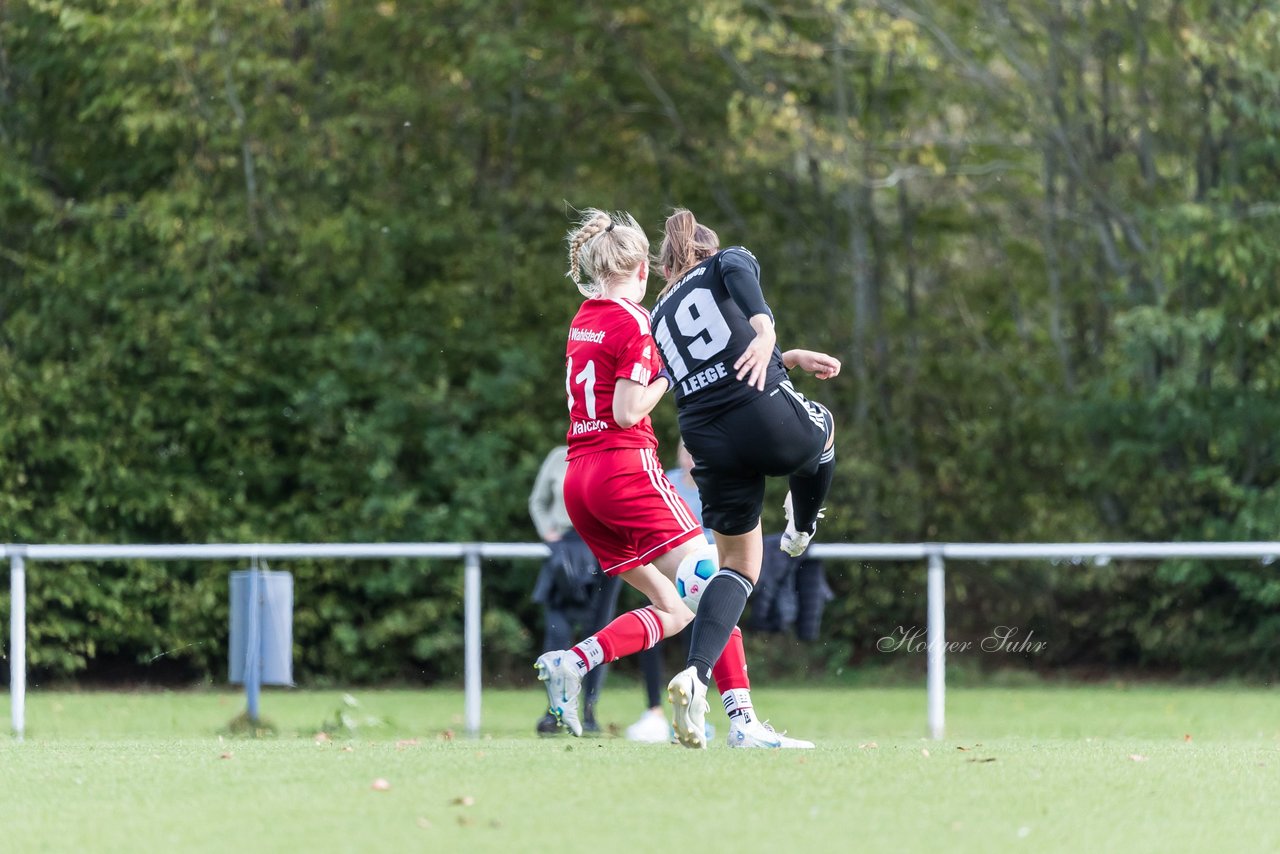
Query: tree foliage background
3 0 1280 684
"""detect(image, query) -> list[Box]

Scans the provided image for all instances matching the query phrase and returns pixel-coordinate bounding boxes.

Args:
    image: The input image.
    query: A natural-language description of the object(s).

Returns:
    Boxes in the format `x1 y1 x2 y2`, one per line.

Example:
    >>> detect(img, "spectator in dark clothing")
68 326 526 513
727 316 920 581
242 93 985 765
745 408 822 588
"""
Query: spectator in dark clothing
748 533 834 641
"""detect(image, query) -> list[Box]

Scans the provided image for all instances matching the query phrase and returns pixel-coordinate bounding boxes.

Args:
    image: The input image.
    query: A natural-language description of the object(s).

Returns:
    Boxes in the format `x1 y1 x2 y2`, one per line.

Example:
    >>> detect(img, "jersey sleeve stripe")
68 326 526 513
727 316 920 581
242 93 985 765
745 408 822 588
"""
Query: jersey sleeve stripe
612 297 652 335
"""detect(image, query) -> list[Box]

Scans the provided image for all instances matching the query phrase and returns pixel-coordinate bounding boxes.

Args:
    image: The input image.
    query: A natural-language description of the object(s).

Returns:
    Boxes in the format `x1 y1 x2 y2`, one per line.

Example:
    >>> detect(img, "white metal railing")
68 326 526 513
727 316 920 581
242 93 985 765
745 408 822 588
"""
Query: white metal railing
3 542 523 741
5 541 1279 741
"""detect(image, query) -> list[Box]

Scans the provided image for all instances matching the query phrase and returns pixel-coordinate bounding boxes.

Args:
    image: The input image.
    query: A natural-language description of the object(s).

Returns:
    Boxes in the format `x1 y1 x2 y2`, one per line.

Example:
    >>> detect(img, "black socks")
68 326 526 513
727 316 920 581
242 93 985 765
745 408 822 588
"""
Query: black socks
685 568 754 683
789 448 835 534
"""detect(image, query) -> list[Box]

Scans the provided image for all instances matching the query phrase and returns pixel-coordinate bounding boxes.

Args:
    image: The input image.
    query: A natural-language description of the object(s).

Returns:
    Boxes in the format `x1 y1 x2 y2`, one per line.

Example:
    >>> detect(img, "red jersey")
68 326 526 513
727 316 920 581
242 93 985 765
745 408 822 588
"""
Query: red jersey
564 297 663 458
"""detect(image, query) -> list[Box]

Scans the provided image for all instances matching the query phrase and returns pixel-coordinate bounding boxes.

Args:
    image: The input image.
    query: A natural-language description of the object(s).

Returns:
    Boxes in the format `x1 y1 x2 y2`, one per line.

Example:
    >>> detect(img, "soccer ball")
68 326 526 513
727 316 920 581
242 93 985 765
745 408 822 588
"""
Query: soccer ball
675 542 719 611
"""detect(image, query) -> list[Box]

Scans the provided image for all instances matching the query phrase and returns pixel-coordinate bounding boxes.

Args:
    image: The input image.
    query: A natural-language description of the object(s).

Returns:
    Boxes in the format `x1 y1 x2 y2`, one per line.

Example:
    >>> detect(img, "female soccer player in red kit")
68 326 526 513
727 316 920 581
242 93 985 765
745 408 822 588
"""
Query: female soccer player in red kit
535 208 812 749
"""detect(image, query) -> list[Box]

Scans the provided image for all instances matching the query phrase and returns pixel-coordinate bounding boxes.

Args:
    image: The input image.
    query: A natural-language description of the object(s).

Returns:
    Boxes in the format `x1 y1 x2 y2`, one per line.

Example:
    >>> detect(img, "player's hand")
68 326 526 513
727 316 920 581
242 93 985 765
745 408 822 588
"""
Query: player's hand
734 332 776 391
785 349 841 380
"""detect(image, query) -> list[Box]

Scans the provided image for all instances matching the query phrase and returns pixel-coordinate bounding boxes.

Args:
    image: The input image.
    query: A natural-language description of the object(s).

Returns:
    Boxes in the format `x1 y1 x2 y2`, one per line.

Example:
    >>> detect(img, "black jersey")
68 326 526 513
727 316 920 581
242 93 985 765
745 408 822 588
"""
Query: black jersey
650 246 787 428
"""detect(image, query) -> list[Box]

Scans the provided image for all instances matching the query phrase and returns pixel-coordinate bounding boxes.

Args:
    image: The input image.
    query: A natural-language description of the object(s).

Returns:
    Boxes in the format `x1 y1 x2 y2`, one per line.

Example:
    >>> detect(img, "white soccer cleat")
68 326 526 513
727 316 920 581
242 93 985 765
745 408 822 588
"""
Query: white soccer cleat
727 718 815 749
625 708 672 744
667 666 710 749
780 491 824 557
535 651 583 737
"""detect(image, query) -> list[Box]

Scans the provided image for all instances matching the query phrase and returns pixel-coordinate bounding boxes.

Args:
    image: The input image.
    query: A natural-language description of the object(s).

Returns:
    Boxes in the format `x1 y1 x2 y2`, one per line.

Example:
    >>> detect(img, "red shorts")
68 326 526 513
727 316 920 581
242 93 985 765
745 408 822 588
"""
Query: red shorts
564 447 704 575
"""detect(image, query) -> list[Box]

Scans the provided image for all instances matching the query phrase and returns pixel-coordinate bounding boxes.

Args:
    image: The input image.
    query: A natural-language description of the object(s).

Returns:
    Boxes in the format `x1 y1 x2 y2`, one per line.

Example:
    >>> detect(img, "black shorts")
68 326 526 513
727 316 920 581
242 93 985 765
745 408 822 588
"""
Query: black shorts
679 380 834 536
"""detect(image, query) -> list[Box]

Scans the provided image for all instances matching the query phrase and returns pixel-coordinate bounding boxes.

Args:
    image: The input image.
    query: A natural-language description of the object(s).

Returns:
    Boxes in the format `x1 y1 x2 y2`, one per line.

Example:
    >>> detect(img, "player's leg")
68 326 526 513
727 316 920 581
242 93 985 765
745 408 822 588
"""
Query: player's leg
537 564 690 737
781 399 836 557
579 573 623 734
665 525 759 747
563 448 702 676
773 394 834 560
660 540 808 747
680 524 762 672
712 626 814 749
536 603 574 735
576 563 693 666
674 386 836 746
538 448 703 737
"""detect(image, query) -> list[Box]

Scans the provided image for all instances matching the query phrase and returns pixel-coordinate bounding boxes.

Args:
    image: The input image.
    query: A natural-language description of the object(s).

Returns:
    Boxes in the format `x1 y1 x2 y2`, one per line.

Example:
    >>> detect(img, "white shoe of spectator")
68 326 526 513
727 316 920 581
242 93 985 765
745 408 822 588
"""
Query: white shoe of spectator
625 707 671 743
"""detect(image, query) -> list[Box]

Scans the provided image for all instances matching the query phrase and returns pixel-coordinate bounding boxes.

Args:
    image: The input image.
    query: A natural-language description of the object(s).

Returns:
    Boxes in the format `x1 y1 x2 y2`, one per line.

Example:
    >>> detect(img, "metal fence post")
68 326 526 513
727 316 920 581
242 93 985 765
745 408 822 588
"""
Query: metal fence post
10 550 26 741
245 558 262 723
926 547 945 740
464 547 482 738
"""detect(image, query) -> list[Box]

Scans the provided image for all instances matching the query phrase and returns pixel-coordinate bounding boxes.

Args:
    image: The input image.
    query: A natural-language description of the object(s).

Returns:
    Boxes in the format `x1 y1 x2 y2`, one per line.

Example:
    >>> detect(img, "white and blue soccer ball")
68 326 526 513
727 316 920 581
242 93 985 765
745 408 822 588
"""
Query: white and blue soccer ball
675 542 719 611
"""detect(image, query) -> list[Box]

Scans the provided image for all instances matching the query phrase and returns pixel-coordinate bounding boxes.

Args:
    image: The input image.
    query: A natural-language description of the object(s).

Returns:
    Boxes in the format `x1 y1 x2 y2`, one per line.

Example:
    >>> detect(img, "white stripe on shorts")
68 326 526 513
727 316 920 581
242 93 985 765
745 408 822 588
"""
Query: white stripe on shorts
641 448 698 531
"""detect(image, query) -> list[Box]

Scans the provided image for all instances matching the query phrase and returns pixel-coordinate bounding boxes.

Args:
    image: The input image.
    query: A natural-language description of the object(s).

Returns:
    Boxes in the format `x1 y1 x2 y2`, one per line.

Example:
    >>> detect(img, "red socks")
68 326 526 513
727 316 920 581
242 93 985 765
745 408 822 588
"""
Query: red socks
711 626 750 692
571 606 664 672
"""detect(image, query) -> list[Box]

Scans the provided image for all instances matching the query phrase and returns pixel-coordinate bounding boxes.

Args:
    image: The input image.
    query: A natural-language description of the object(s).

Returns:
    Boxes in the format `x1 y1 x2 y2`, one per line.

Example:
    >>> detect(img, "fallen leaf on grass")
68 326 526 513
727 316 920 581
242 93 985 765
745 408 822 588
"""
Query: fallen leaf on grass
314 732 331 744
371 778 391 791
1184 734 1192 743
341 746 354 753
219 752 233 760
858 742 878 750
439 730 455 742
921 749 930 758
966 757 997 763
1128 754 1148 762
396 739 420 750
451 795 475 807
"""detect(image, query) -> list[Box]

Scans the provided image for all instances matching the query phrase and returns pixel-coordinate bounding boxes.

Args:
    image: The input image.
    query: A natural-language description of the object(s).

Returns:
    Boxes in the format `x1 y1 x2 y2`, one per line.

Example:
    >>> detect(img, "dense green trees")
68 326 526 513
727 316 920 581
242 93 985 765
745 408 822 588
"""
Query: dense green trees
3 1 1278 682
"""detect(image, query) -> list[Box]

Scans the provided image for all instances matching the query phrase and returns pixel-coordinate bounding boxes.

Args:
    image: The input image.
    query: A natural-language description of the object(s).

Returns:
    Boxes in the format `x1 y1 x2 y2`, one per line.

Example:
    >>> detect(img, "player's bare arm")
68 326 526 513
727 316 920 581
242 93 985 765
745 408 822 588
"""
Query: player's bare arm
733 313 777 391
783 349 841 380
612 376 667 429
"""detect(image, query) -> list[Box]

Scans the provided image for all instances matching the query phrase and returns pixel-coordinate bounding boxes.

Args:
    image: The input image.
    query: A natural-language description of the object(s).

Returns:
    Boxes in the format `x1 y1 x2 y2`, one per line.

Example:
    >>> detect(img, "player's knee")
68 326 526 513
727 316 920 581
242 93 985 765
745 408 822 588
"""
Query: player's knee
655 601 694 635
670 603 695 633
719 566 758 595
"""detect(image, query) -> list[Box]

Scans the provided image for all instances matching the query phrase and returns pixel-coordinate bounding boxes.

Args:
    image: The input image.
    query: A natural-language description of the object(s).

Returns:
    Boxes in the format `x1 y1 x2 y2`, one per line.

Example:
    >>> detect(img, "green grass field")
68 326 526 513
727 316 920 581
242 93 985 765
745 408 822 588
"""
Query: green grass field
3 683 1278 853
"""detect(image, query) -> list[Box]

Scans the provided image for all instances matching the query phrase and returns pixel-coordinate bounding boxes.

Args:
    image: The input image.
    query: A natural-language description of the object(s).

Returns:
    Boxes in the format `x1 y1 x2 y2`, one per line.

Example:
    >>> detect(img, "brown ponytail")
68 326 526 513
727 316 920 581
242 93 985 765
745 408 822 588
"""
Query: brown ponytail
657 208 720 298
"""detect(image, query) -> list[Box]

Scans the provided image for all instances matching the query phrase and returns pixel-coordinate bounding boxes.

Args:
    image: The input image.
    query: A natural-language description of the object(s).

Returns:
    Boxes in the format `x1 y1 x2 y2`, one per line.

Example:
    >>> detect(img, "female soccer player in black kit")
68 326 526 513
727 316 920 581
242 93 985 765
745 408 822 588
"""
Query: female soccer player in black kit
651 208 841 748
